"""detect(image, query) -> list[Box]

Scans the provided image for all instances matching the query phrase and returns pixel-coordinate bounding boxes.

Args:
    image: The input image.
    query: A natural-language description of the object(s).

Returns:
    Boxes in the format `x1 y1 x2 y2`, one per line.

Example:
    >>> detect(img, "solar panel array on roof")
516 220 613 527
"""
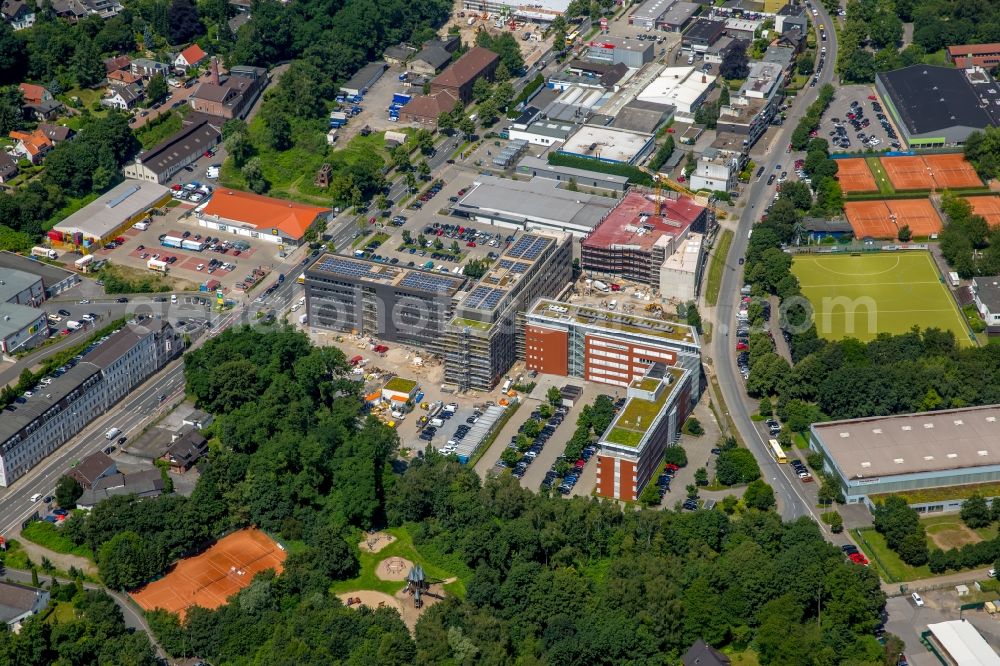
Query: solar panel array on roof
315 257 374 278
400 271 458 293
521 236 549 260
464 285 505 310
507 235 535 258
497 259 530 273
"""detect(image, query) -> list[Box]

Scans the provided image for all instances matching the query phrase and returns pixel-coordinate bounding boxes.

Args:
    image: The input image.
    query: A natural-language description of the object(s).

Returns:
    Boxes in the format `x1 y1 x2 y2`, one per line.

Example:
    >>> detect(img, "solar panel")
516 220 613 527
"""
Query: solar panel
521 236 549 261
316 257 375 279
400 271 457 293
507 235 534 258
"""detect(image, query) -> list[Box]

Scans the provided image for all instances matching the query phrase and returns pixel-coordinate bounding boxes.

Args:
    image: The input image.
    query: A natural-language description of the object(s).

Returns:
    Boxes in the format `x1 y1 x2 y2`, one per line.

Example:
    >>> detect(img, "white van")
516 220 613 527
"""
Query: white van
105 427 121 440
429 417 444 428
687 54 695 65
30 493 42 502
66 320 82 331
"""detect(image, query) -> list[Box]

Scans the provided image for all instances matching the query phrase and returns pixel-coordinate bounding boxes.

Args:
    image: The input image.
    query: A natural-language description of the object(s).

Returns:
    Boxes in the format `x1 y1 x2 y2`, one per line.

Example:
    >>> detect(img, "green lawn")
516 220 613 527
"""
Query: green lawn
864 157 895 195
220 119 392 204
705 229 733 307
853 528 931 582
791 251 973 344
0 539 34 569
21 521 94 560
923 514 998 550
331 525 467 598
135 112 182 149
46 601 77 624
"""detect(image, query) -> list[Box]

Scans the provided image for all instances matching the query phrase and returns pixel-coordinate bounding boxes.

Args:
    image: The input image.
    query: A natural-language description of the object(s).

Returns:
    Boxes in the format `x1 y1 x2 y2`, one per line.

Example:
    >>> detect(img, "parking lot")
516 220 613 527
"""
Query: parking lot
91 202 288 295
819 84 901 152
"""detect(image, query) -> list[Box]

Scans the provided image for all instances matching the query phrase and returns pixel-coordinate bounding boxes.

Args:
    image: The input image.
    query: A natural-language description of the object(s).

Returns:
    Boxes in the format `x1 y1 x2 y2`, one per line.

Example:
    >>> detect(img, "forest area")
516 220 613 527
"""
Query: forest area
0 326 894 665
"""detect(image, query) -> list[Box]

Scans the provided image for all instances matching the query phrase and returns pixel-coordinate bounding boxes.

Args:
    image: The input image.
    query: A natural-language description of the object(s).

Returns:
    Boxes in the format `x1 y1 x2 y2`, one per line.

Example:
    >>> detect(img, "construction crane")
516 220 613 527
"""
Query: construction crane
635 164 725 218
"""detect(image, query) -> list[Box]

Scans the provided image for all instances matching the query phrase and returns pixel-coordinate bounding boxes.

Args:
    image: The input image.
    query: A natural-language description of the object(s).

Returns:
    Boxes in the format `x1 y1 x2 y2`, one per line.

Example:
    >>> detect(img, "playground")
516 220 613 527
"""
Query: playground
835 158 879 193
791 251 971 343
844 199 943 239
130 529 286 619
340 562 449 631
880 154 982 191
964 195 1000 228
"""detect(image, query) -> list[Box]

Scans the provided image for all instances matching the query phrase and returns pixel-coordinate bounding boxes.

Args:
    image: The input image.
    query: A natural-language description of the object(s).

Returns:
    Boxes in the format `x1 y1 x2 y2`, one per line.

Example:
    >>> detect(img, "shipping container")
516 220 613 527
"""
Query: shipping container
392 93 411 106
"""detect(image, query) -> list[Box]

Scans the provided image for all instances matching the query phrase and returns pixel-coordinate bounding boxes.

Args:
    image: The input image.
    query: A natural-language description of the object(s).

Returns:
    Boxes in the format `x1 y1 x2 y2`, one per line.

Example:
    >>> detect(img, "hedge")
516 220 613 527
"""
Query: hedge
547 152 653 185
512 74 545 110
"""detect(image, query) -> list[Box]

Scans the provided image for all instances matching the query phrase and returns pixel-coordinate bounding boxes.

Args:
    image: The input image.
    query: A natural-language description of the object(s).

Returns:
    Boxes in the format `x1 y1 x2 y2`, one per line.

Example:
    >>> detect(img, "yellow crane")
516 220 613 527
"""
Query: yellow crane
634 165 725 218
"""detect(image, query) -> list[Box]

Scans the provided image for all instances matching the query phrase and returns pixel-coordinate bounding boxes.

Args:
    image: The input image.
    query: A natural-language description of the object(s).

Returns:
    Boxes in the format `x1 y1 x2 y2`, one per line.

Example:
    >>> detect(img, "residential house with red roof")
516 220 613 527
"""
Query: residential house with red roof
18 83 51 105
9 129 54 164
107 69 142 88
196 189 331 246
18 83 61 120
174 44 208 71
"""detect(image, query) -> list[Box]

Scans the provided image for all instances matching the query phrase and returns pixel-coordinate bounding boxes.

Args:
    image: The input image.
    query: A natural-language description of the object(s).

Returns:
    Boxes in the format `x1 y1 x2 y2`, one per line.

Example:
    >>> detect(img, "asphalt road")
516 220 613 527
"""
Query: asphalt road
708 3 839 523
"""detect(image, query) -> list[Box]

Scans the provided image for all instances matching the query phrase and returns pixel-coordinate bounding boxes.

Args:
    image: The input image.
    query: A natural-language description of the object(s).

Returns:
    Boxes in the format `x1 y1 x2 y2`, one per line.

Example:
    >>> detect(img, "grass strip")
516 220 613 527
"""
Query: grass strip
705 229 733 306
864 157 895 195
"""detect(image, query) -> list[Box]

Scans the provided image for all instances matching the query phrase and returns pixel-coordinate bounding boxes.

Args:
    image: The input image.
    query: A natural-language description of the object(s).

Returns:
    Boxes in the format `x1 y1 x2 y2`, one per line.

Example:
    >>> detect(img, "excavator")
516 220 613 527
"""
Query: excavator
635 164 726 219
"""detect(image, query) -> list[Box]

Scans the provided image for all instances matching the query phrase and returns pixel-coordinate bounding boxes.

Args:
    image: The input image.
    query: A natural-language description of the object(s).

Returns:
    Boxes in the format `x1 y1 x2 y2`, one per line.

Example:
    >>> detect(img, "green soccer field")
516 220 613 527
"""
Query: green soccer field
790 252 974 345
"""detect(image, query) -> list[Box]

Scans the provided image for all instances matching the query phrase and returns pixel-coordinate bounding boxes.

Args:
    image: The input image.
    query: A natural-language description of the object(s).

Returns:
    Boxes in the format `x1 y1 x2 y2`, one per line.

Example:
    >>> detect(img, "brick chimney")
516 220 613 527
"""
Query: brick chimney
211 57 220 86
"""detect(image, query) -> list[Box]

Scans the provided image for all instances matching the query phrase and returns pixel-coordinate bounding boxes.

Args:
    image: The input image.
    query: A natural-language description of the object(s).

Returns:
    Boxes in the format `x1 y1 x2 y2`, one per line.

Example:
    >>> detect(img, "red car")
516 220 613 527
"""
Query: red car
373 344 389 353
457 189 467 196
666 127 675 133
172 184 182 191
665 463 680 472
848 552 869 566
203 150 213 158
868 94 877 100
61 329 70 336
736 341 748 351
610 283 621 292
466 241 476 247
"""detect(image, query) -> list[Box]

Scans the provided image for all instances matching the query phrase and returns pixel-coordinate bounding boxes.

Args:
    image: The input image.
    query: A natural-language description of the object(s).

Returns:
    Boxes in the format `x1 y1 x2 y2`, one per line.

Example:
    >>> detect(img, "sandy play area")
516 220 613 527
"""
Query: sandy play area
339 590 402 612
377 557 413 581
359 531 397 554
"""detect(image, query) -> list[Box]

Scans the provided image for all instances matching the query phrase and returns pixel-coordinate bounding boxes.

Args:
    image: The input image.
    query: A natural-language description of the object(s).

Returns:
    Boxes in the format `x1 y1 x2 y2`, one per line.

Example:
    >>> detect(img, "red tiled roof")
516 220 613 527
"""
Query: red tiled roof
178 44 208 67
583 191 705 252
108 70 141 84
432 47 498 88
400 90 458 120
104 55 132 73
947 43 1000 56
18 83 47 104
9 129 53 157
200 190 330 239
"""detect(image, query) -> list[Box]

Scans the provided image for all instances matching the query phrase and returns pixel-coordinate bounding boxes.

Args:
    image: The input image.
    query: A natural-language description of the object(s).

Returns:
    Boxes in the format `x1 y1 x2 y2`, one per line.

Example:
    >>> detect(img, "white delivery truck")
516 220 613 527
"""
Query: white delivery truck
105 427 121 440
949 271 960 287
133 220 150 231
31 246 58 259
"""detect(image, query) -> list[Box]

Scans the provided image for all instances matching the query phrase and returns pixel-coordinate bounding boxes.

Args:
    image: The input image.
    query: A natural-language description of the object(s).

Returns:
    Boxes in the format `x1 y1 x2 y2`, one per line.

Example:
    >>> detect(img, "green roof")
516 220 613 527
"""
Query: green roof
631 378 659 392
384 377 417 394
451 316 491 331
604 367 685 448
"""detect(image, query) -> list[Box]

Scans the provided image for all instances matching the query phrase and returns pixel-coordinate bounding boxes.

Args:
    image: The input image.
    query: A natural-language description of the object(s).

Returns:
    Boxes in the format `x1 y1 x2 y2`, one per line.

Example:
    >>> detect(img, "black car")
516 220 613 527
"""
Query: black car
755 166 765 178
766 174 776 185
117 435 127 445
58 309 71 316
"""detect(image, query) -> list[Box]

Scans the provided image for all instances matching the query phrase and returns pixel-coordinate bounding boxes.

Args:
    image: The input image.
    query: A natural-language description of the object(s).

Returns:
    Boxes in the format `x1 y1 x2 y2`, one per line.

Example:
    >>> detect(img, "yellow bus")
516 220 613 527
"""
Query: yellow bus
768 439 787 464
296 274 305 284
565 29 579 46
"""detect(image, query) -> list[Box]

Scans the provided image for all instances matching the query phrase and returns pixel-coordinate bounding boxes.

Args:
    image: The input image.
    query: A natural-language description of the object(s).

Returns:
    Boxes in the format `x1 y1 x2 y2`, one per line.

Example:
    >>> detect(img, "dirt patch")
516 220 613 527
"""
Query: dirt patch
927 521 984 550
339 590 403 613
359 531 396 554
376 557 413 581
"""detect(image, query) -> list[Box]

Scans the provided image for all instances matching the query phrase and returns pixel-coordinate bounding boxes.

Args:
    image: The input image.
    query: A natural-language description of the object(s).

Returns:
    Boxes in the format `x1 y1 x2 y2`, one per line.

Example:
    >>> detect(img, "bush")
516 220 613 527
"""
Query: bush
806 452 825 471
663 445 687 467
716 448 761 486
683 417 704 436
821 511 844 533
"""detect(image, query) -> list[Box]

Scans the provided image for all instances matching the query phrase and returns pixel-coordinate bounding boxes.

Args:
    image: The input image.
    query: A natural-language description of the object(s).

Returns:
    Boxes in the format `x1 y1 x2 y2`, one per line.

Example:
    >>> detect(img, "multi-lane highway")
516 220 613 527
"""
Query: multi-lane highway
709 2 840 522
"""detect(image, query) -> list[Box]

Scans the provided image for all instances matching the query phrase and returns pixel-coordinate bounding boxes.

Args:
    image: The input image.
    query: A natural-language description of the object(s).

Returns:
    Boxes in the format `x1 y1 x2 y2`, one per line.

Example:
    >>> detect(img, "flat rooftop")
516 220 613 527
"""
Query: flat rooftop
0 252 76 288
453 231 565 319
603 365 687 449
631 0 672 21
637 66 716 109
583 190 705 253
877 65 1000 135
454 175 616 230
0 268 40 303
53 181 169 240
529 298 699 345
559 125 653 164
739 61 783 98
813 405 1000 479
518 155 629 187
662 232 703 274
0 302 44 338
660 1 699 26
82 318 168 369
308 255 466 295
926 620 1000 666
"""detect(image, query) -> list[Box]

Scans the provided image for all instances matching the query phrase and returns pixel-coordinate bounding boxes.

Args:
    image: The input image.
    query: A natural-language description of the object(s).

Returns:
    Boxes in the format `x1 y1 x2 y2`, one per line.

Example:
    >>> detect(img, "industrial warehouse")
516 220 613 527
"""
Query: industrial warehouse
809 405 1000 511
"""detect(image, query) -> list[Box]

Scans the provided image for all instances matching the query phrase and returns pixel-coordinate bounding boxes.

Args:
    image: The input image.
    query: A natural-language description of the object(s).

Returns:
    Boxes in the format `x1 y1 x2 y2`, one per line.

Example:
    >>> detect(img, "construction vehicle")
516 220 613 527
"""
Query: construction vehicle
635 164 726 218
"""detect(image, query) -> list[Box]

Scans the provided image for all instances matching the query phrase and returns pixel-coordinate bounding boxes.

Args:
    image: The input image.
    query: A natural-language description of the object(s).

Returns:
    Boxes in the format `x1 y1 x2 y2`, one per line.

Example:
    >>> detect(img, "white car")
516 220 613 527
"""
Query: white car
48 314 62 322
911 592 924 607
79 299 90 304
290 303 300 312
196 263 205 271
81 314 94 322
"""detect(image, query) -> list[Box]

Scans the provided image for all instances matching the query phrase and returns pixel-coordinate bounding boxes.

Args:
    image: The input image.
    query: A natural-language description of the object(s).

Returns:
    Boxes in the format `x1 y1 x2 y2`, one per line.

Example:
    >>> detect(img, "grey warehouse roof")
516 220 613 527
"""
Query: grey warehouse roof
877 66 1000 135
0 252 76 290
518 155 629 186
53 181 169 239
455 175 616 230
813 405 1000 479
0 268 40 304
0 303 44 339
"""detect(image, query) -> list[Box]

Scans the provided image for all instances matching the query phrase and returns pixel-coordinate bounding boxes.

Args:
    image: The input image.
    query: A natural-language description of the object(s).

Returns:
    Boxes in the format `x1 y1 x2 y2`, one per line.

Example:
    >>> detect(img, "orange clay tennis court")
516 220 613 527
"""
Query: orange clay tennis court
965 196 1000 228
131 529 286 619
835 158 878 193
844 199 943 239
880 154 982 191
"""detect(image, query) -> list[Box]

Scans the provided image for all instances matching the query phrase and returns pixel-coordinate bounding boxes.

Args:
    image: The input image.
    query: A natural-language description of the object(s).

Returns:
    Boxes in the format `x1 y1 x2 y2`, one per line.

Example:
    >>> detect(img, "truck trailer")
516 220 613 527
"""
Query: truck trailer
31 246 58 259
181 239 205 252
161 235 184 249
147 258 168 272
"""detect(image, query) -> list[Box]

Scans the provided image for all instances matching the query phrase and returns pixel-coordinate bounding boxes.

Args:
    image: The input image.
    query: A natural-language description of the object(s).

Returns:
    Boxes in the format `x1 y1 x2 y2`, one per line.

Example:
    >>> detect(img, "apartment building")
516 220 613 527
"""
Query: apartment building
304 256 466 349
0 319 180 486
444 232 573 391
596 363 692 501
524 298 701 395
717 61 783 149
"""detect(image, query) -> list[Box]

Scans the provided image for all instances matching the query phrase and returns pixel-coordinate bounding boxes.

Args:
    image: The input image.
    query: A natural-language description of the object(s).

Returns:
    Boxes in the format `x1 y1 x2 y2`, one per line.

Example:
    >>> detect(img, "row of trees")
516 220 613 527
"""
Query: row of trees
939 191 1000 277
